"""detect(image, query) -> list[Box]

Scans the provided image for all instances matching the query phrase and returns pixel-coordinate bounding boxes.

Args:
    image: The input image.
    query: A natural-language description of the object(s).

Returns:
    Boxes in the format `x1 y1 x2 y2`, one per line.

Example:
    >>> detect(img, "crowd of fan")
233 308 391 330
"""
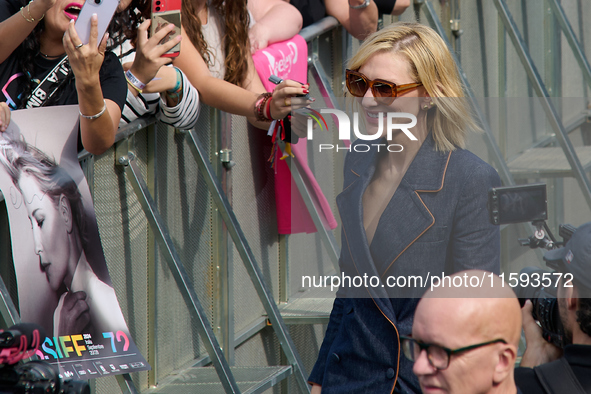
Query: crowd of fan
0 0 410 152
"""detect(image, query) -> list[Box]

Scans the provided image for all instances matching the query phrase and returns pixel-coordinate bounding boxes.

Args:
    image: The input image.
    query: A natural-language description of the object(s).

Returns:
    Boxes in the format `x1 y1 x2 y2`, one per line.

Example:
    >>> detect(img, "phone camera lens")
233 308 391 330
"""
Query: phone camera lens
156 1 161 4
94 0 101 4
155 6 160 11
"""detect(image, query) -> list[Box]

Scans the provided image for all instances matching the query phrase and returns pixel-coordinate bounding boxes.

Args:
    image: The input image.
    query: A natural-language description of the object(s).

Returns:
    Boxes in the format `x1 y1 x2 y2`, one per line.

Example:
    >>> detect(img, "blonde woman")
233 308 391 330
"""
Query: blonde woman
309 22 501 393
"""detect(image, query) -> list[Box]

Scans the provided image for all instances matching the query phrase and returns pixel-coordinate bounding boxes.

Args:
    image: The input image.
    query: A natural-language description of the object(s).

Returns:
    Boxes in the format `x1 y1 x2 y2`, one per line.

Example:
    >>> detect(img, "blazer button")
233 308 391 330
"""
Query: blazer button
386 368 395 379
331 353 340 363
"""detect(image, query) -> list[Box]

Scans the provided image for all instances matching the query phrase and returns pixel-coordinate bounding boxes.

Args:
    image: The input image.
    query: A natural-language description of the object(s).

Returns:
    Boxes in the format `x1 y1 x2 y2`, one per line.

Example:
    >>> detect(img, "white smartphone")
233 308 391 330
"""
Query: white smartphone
74 0 119 46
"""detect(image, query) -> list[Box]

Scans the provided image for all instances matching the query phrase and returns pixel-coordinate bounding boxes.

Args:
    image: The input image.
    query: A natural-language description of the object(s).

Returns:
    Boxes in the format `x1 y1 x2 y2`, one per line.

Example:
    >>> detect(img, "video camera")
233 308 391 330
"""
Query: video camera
0 323 89 393
488 183 575 348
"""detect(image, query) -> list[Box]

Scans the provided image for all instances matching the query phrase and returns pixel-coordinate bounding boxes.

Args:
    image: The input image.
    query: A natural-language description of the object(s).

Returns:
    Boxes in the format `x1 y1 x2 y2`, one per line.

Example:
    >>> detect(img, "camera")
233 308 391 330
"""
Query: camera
488 183 575 348
513 267 567 348
0 360 90 394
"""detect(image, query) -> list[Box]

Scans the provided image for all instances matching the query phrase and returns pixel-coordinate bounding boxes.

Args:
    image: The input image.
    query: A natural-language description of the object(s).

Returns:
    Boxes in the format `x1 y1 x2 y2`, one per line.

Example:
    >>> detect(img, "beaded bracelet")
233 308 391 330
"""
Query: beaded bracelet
253 93 272 122
79 100 107 120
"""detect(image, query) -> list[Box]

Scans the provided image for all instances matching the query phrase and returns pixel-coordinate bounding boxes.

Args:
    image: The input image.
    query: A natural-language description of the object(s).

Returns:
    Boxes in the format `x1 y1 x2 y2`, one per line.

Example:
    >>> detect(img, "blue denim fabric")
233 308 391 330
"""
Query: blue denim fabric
308 134 501 393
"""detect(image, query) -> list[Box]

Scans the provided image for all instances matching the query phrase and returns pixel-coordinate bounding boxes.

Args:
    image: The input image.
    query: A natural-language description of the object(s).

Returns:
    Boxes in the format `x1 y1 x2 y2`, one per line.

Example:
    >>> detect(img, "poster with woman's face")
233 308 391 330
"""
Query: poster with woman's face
0 106 149 379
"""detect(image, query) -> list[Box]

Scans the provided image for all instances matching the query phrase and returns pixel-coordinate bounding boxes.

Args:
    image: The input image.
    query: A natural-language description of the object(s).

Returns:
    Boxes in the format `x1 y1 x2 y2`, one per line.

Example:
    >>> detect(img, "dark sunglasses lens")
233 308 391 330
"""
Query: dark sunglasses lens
347 74 368 97
373 82 395 98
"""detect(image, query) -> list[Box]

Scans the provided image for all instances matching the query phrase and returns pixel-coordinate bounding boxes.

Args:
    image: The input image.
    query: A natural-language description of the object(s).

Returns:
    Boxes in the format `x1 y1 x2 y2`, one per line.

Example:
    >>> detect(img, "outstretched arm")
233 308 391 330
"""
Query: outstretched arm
391 0 410 16
0 0 55 63
325 0 377 41
247 0 303 53
173 26 308 128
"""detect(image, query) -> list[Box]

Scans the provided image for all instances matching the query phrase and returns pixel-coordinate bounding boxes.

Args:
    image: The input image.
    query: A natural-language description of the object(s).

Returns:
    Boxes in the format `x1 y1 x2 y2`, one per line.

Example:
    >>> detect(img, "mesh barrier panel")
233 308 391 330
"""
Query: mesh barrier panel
153 113 214 378
230 114 279 334
93 129 150 391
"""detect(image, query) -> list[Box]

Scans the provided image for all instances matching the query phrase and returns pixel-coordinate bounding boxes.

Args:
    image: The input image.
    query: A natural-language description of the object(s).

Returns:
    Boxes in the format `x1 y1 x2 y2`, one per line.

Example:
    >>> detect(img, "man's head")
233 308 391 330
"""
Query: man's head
545 222 591 344
408 270 521 394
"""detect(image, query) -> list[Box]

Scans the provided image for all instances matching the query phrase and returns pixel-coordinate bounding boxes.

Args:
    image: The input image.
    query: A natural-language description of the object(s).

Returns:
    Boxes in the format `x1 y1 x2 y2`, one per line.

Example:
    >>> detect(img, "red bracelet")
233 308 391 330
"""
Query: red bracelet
254 93 272 122
265 97 272 120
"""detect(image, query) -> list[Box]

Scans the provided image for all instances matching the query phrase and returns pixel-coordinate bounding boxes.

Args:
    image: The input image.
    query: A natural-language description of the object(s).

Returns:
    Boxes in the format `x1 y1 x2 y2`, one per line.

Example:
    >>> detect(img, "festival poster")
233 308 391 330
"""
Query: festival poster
0 106 149 379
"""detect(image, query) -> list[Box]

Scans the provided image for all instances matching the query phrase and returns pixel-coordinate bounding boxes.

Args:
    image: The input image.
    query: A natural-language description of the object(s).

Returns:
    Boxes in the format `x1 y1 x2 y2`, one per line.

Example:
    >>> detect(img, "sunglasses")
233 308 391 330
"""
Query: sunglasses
345 69 423 105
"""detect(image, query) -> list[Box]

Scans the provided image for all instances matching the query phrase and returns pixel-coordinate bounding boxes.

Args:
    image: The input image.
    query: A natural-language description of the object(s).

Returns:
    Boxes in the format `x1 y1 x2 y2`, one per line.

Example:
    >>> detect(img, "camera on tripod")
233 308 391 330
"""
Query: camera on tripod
0 323 89 393
488 183 576 348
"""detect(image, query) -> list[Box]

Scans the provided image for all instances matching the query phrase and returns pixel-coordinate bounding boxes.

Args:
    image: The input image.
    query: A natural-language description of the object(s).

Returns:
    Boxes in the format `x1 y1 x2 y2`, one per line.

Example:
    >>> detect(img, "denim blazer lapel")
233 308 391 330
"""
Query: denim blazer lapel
370 134 452 277
336 134 451 304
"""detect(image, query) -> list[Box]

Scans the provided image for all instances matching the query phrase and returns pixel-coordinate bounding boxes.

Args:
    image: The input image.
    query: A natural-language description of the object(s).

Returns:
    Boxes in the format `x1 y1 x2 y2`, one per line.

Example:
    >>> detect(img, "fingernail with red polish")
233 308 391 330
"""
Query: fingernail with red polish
303 89 309 94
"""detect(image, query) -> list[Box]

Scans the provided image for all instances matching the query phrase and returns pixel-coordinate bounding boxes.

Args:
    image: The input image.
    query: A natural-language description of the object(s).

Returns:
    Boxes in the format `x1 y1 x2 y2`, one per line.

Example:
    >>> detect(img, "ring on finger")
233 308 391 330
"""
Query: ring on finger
75 43 84 49
284 97 291 107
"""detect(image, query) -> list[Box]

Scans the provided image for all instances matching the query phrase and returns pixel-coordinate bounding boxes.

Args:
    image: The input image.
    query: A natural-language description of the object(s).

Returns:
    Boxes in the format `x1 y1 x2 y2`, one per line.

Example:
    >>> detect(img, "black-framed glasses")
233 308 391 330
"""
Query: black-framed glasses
345 69 423 105
400 336 507 370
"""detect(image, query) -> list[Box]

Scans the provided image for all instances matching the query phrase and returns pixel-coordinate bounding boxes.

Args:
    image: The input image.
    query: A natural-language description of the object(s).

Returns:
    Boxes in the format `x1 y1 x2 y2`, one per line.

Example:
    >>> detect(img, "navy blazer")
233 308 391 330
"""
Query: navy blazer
309 134 501 393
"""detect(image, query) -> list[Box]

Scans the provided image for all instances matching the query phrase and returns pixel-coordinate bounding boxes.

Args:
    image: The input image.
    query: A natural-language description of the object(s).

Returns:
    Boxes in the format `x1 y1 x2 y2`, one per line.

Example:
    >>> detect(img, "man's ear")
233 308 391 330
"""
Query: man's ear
492 345 517 384
59 194 73 234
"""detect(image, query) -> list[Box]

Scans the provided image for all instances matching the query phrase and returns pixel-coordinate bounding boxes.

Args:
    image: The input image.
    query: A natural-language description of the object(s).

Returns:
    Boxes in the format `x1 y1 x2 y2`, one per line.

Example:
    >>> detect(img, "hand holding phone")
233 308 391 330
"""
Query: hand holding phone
150 0 181 57
127 19 181 87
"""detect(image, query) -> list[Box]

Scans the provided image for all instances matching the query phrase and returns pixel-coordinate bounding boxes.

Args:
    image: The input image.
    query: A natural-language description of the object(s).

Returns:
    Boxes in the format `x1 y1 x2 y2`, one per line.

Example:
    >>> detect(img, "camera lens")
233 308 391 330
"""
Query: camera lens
94 0 101 4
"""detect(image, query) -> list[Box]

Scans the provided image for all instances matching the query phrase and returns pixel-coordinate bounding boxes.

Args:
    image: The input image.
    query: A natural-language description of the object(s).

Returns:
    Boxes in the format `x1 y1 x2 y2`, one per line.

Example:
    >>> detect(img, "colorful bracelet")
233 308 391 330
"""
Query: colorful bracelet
253 93 272 122
166 67 183 97
79 100 107 120
125 70 146 93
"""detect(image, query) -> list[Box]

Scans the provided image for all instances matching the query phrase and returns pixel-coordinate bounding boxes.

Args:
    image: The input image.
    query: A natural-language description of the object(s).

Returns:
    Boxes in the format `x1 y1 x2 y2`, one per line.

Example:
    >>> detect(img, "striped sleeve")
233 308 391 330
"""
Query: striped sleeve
120 90 160 126
157 70 200 130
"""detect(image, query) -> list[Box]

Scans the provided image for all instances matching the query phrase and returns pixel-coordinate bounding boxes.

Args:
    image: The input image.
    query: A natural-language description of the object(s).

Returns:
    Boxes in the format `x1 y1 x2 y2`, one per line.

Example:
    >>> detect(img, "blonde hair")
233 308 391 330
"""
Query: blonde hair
348 22 479 151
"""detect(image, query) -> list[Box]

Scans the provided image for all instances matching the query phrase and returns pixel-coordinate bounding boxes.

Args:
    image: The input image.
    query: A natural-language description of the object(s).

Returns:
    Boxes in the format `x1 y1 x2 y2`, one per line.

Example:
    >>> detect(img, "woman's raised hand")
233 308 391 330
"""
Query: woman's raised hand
126 19 182 88
63 15 107 88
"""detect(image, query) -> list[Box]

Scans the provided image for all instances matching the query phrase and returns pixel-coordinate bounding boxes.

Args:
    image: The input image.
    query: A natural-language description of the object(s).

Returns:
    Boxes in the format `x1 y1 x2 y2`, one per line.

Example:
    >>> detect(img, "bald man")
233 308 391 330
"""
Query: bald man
404 270 522 394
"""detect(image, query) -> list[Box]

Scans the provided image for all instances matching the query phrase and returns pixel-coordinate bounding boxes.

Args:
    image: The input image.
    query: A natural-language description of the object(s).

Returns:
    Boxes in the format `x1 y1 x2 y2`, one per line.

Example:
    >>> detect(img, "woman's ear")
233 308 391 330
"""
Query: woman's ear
59 194 73 234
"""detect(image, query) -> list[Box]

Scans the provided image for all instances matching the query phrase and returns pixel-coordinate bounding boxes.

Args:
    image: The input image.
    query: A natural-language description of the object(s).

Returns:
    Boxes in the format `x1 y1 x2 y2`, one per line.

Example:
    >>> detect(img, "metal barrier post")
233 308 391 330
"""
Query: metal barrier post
184 130 311 394
547 0 591 91
280 141 340 272
422 0 516 187
492 0 591 210
116 146 241 394
0 276 19 327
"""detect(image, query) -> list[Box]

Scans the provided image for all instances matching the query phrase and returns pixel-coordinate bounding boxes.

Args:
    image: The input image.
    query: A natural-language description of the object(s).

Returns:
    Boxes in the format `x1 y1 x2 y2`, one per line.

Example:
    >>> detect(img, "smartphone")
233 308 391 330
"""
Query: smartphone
151 0 181 57
488 183 547 225
74 0 119 46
